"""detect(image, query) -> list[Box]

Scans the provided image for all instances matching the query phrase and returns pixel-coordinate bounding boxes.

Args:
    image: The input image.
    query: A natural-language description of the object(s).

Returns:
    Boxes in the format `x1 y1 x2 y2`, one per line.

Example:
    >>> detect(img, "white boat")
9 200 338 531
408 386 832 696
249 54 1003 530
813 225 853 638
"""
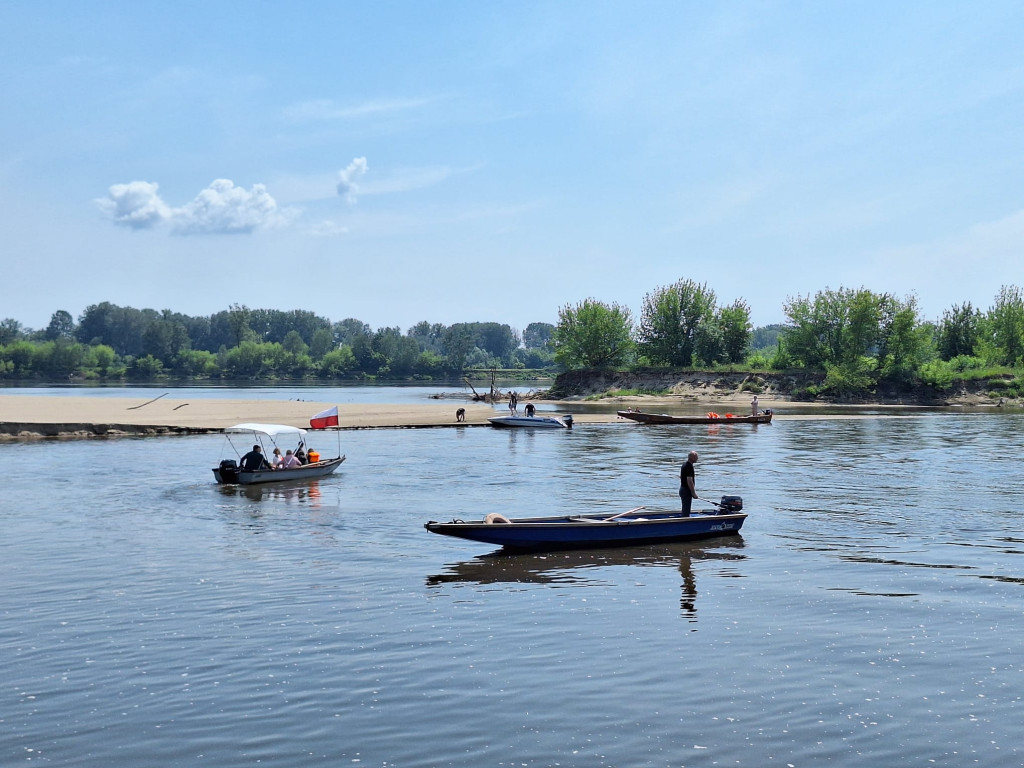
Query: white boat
488 414 573 429
213 422 346 485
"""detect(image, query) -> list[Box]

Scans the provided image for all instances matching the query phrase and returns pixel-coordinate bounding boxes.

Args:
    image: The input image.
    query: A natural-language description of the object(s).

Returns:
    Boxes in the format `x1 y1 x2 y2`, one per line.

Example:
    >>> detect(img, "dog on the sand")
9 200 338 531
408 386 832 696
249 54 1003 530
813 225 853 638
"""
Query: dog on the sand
456 408 466 422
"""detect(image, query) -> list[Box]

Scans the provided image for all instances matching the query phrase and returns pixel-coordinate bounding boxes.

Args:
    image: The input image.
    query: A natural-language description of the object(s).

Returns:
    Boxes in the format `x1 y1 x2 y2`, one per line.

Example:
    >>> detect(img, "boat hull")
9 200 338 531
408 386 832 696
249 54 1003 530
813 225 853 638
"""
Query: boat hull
488 415 572 429
213 455 346 485
425 511 746 550
617 410 772 425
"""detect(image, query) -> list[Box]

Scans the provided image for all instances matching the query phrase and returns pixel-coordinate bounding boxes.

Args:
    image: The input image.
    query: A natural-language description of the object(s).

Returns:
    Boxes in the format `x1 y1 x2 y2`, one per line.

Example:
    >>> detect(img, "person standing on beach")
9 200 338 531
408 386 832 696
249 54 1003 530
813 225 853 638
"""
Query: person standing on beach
680 451 699 516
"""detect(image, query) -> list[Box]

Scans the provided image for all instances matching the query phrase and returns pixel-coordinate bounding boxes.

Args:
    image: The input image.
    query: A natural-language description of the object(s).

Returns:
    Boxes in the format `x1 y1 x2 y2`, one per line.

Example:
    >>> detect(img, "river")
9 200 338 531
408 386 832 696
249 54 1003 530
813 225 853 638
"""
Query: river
2 387 1022 766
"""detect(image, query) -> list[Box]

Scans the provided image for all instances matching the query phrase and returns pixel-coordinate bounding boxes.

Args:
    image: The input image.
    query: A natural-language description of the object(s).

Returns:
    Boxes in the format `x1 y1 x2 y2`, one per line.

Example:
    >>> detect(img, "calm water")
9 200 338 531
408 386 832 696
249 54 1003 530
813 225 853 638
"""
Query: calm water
2 407 1023 767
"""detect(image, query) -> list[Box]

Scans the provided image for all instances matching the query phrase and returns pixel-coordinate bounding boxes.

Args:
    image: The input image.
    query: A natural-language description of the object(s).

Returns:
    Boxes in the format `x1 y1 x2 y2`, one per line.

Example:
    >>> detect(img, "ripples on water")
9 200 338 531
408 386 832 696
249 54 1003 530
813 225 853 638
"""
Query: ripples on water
2 412 1023 767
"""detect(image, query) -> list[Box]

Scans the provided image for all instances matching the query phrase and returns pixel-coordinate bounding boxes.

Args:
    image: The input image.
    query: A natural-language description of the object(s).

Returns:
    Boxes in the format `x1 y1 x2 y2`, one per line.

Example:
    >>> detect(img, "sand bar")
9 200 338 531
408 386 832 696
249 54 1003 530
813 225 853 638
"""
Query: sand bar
0 395 622 438
0 392 922 439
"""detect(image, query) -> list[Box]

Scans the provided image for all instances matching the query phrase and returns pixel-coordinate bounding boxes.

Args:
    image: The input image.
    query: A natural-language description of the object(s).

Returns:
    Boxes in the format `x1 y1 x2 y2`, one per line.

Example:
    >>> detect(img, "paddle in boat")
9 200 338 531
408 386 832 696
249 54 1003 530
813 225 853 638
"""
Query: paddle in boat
617 409 772 425
425 496 746 550
488 413 573 429
213 408 346 485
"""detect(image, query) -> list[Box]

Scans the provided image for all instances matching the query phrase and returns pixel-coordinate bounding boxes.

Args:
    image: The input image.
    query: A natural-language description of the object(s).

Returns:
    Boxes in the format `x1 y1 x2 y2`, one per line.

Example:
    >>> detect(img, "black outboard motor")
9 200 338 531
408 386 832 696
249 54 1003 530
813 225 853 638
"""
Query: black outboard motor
563 414 574 429
218 459 239 483
719 495 743 513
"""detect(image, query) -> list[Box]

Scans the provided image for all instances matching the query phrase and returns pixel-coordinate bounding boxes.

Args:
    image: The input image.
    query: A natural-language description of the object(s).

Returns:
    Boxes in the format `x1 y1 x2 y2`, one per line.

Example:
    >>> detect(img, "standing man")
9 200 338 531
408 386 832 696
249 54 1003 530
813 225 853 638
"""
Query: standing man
680 450 699 517
751 395 759 416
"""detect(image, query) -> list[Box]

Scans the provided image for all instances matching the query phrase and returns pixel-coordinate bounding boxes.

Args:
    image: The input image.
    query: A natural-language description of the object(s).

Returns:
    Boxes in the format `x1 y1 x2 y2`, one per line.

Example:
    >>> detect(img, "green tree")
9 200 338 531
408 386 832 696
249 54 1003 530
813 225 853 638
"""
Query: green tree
987 285 1024 365
782 287 886 369
407 321 446 354
319 346 357 378
442 325 474 373
0 318 23 345
553 299 634 368
45 310 76 341
282 330 308 355
877 296 934 385
35 338 85 376
227 303 254 346
0 340 36 378
333 318 372 347
128 354 165 380
309 328 335 360
523 322 555 351
636 279 716 366
717 300 752 364
936 302 983 360
89 344 118 377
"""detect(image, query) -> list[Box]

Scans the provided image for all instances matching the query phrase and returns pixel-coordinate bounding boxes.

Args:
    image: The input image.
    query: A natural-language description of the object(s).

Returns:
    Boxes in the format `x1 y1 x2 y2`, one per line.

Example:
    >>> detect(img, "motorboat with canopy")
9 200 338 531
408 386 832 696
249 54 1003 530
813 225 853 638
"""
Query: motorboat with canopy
212 422 345 485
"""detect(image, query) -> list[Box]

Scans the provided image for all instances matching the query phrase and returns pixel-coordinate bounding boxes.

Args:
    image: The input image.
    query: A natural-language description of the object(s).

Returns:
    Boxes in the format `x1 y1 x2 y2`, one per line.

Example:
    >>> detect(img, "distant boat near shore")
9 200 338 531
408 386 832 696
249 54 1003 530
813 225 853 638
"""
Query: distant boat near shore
617 409 773 425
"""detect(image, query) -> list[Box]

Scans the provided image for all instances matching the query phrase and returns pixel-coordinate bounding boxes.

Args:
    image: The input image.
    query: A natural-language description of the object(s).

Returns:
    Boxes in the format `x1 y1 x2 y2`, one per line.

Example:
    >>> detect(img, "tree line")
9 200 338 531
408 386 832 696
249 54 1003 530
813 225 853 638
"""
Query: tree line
551 280 1024 397
3 282 1023 395
0 302 556 381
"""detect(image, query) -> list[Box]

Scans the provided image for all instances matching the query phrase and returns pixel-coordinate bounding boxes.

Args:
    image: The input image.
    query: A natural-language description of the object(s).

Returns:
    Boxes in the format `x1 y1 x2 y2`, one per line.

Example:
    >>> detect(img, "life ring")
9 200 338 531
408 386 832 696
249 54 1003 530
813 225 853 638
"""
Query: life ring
484 513 512 525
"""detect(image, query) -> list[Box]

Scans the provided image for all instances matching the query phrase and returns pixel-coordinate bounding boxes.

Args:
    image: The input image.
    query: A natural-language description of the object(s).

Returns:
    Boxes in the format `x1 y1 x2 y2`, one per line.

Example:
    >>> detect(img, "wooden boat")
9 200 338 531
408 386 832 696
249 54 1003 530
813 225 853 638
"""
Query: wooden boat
212 422 346 485
488 413 573 429
617 409 772 425
425 500 746 551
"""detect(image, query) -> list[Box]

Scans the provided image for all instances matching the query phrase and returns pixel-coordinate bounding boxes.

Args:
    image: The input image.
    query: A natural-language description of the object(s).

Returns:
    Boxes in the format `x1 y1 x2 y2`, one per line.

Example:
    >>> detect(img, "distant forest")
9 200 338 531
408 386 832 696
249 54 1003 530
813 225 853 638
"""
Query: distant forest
2 280 1023 401
0 302 557 381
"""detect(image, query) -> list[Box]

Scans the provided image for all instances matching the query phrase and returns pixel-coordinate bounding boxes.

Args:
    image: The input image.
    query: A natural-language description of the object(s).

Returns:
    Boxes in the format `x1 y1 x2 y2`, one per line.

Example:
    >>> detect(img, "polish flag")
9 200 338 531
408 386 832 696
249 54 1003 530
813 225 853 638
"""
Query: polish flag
310 405 339 429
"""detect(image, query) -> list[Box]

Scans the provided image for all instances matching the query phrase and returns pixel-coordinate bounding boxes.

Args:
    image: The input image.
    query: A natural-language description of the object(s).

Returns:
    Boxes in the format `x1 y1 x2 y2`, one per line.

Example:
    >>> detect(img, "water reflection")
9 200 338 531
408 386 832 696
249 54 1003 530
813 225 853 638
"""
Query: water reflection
427 538 746 619
217 479 326 505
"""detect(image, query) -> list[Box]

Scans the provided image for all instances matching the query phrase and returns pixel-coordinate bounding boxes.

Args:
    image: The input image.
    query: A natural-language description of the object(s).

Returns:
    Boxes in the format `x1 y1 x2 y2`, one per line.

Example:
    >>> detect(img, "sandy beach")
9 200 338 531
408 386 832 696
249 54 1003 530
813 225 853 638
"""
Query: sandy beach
0 394 623 438
0 392 932 439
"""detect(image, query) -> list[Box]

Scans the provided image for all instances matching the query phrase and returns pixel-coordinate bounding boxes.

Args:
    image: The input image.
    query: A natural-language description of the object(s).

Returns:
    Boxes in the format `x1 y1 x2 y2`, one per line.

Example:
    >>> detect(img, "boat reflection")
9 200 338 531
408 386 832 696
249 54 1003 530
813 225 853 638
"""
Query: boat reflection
427 537 746 618
217 479 325 504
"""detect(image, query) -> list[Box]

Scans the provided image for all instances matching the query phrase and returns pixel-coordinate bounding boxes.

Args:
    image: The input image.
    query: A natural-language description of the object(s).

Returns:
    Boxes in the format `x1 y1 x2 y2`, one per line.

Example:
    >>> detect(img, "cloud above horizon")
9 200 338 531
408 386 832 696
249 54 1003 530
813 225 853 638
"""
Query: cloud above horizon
336 157 368 203
96 179 297 234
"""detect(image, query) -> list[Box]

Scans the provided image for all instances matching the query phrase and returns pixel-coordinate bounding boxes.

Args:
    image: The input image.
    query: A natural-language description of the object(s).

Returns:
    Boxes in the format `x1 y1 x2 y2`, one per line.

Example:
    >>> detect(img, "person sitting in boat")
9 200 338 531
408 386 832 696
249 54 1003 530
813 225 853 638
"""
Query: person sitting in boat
239 445 271 472
306 447 320 463
295 447 308 464
280 449 303 469
271 447 284 468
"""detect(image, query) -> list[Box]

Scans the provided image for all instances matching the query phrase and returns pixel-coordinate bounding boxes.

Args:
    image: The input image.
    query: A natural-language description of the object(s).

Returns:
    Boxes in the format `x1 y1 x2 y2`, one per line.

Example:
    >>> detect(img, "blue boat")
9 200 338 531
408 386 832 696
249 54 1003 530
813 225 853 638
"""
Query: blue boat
424 500 746 551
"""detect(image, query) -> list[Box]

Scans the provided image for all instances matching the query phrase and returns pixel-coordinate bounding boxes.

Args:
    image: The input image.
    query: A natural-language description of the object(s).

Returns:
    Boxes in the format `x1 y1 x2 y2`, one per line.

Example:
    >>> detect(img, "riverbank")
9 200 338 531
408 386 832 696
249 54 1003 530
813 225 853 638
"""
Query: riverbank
542 369 1013 406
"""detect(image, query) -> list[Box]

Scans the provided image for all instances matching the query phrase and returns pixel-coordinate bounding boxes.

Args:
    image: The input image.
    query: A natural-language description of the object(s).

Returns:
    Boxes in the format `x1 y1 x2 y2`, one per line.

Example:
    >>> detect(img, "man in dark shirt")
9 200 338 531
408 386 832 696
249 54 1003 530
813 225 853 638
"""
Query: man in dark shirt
239 444 271 471
679 450 699 516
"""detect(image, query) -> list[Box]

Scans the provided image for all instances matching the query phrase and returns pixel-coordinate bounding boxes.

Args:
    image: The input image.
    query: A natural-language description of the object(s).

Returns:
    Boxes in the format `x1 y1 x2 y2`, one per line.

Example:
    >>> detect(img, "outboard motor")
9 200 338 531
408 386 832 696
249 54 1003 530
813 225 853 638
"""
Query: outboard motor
563 414 574 429
719 495 743 513
218 459 239 483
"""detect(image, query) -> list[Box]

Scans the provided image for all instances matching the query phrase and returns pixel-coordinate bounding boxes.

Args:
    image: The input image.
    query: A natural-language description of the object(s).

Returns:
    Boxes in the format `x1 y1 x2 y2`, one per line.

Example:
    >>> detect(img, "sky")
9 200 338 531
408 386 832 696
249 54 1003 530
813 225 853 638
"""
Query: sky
2 1 1023 335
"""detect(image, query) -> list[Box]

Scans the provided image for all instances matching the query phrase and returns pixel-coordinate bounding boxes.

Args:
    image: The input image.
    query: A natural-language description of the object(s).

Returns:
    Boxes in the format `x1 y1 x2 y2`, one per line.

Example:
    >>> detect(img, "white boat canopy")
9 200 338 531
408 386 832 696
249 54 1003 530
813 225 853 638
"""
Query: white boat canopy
224 423 308 441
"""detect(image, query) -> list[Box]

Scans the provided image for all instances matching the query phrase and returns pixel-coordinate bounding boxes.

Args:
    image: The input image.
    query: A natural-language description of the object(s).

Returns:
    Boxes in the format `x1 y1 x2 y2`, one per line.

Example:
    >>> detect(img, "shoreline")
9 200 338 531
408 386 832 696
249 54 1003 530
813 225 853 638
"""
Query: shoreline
0 392 1010 440
0 395 617 439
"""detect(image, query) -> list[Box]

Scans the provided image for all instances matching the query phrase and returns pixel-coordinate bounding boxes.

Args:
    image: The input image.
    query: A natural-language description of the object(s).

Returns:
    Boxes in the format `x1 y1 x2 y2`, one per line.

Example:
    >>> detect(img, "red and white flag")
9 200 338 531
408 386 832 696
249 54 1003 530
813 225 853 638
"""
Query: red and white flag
310 405 339 429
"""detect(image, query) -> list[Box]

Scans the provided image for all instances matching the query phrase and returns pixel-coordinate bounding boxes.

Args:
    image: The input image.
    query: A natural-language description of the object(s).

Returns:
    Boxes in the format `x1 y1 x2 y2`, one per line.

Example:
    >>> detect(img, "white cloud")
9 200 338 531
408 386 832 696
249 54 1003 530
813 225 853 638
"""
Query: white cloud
336 158 368 204
97 179 297 235
172 179 296 235
95 181 172 229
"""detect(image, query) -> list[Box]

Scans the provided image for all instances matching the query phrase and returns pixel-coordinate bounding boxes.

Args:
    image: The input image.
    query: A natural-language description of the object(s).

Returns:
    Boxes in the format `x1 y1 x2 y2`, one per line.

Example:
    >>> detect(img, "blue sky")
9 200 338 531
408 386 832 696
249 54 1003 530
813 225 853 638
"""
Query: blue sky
2 1 1022 335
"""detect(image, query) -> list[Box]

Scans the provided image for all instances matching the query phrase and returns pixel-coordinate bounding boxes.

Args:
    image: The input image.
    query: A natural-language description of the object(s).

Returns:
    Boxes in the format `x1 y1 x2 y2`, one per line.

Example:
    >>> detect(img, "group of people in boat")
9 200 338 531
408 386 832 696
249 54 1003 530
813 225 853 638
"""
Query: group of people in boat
238 443 320 472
